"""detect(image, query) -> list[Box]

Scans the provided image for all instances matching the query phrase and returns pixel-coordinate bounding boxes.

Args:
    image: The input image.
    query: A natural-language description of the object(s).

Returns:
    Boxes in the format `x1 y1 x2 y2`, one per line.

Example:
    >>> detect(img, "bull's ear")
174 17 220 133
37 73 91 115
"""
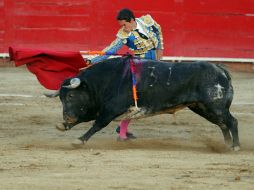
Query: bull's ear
82 82 88 89
79 78 89 90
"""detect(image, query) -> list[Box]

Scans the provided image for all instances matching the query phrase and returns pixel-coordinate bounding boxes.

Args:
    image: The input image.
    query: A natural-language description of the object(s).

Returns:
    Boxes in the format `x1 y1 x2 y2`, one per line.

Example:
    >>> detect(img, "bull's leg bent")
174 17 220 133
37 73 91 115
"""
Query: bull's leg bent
223 112 240 150
71 119 111 146
76 117 112 144
72 106 124 145
188 104 240 151
219 124 232 147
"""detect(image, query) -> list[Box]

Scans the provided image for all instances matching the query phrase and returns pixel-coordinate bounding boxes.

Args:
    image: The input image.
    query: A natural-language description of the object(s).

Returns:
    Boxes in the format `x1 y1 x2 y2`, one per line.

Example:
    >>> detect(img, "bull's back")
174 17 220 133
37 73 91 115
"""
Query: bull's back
137 61 232 109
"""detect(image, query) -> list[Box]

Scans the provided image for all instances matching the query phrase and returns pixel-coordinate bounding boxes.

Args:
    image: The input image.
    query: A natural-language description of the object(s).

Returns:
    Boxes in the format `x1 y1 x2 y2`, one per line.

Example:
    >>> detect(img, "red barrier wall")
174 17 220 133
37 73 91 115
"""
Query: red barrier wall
1 0 254 58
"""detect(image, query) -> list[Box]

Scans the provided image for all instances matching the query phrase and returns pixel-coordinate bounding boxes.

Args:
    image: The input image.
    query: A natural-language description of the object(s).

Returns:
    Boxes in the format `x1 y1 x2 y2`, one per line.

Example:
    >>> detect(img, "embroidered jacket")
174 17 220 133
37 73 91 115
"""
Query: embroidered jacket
91 14 163 63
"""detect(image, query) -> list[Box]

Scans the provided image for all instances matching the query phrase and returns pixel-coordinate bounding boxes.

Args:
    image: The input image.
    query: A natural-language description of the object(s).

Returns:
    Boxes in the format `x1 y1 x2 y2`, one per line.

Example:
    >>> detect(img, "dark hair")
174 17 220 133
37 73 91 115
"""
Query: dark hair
116 8 135 22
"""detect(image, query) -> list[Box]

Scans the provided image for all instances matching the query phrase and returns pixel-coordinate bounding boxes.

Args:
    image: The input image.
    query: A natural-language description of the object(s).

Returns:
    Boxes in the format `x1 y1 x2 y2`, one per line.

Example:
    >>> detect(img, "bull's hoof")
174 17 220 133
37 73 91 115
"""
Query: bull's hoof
71 139 85 147
232 146 240 151
224 139 232 148
55 123 66 132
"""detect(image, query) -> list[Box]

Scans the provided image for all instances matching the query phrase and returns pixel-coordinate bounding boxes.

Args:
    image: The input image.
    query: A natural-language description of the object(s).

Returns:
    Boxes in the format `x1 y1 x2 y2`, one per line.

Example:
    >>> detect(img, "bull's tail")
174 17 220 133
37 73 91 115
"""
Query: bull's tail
216 64 234 108
216 64 232 81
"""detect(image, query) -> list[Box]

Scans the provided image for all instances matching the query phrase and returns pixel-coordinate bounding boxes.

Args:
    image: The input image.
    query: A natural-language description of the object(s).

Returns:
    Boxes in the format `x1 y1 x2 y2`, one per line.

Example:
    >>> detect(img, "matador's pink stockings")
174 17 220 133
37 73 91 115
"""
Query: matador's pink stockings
119 119 131 139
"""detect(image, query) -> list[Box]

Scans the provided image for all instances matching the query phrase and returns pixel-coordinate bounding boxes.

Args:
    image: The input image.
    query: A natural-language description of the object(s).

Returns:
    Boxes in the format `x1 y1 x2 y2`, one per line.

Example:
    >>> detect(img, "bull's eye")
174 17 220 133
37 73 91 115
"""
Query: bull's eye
80 107 86 114
67 92 75 100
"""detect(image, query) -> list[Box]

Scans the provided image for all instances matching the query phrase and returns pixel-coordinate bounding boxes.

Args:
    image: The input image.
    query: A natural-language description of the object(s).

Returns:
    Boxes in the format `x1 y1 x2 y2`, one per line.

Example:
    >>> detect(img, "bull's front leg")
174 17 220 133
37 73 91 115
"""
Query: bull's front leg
72 99 130 146
79 122 105 142
72 113 114 146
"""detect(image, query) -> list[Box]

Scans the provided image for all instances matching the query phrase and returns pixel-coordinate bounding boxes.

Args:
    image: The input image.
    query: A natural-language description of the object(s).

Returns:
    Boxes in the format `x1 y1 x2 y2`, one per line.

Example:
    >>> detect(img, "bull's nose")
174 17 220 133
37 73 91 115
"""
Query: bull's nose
63 114 78 124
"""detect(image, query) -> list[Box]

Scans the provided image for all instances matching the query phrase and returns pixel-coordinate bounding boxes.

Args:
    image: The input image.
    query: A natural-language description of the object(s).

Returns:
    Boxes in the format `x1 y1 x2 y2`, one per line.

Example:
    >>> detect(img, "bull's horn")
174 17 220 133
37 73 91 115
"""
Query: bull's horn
44 90 60 98
63 78 81 89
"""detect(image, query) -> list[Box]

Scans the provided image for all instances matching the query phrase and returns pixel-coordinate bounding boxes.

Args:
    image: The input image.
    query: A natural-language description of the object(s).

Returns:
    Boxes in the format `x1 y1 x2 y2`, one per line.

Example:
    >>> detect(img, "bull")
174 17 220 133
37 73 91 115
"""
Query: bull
56 56 240 151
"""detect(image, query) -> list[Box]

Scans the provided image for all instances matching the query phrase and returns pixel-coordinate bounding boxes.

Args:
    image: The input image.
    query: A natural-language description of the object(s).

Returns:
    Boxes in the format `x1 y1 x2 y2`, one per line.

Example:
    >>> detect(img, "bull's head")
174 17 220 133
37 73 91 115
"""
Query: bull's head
59 77 95 127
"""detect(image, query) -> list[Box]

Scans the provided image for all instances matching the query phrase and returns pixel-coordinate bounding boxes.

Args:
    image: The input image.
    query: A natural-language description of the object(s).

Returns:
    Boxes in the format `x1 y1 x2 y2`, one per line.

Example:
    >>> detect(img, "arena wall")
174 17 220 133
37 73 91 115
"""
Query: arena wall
0 0 254 71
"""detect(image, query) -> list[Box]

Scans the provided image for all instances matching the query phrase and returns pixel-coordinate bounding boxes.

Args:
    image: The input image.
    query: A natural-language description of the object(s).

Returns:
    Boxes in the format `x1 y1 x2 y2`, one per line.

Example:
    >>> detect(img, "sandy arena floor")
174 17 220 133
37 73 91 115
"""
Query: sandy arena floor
0 67 254 190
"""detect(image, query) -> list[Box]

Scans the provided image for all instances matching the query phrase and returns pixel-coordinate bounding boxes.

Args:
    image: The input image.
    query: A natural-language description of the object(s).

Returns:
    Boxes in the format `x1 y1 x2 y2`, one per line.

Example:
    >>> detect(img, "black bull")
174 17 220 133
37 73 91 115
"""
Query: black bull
57 57 240 150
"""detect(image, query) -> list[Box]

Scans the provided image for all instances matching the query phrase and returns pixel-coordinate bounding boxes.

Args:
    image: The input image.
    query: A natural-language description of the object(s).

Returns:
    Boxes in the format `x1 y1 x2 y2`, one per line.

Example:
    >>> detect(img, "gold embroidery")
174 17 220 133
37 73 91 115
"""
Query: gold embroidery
116 27 130 39
139 15 164 49
115 14 164 54
133 43 155 55
133 31 140 38
140 15 154 27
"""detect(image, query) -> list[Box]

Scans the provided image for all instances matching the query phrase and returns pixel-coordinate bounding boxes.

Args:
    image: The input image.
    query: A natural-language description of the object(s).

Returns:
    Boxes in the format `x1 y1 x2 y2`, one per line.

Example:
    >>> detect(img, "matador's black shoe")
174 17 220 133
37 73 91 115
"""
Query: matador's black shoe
115 126 137 139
